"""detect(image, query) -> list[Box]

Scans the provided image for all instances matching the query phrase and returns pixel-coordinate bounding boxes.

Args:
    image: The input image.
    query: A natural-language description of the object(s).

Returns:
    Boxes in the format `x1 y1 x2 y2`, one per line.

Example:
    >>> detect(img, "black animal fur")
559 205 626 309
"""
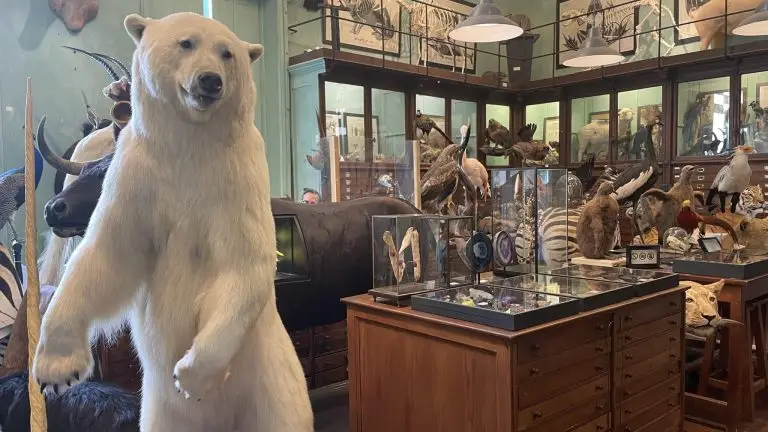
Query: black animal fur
0 371 139 431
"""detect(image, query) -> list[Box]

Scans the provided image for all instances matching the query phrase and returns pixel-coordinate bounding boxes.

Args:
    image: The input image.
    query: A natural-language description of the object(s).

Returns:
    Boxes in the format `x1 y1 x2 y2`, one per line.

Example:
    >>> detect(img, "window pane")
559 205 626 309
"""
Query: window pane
485 104 510 166
571 94 610 164
616 86 663 162
372 89 406 163
525 101 560 163
451 100 477 158
740 71 768 154
676 76 731 157
326 82 365 163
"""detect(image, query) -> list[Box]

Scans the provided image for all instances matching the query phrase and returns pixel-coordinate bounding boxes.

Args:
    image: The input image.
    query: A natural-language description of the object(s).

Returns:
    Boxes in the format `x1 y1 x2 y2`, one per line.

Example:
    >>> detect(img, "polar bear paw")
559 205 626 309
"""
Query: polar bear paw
173 350 230 401
32 336 93 396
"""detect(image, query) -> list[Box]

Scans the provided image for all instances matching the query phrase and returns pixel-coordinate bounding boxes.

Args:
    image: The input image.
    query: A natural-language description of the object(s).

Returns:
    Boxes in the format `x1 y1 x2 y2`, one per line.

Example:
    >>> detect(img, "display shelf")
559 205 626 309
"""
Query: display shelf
672 251 768 279
411 284 580 331
545 264 680 297
491 273 635 311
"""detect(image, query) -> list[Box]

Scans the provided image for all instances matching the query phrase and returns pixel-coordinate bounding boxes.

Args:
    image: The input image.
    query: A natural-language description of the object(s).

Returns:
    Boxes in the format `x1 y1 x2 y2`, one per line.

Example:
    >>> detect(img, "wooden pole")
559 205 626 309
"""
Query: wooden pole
329 136 341 202
412 140 421 210
25 77 47 431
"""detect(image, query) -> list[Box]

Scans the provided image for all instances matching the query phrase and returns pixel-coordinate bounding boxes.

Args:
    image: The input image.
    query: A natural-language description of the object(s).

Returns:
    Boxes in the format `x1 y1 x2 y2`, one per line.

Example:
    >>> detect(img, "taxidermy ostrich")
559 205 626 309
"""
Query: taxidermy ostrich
706 145 754 213
610 117 662 241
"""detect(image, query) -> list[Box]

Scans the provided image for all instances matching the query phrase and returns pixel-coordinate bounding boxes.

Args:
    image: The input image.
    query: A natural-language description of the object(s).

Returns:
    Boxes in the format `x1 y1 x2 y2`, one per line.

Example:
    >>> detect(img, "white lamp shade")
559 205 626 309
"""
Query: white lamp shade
562 26 624 67
733 0 768 36
448 0 524 43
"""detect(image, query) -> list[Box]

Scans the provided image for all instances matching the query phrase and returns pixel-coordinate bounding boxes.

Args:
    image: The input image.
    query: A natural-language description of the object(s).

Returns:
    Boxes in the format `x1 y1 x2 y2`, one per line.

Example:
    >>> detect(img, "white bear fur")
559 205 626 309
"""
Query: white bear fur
33 12 313 432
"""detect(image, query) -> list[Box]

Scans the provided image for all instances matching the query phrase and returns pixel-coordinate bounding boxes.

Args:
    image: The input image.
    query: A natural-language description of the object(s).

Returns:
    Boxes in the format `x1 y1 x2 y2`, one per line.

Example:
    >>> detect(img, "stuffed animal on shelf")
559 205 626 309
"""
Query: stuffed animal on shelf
635 165 696 244
577 182 620 259
677 200 739 242
706 145 754 213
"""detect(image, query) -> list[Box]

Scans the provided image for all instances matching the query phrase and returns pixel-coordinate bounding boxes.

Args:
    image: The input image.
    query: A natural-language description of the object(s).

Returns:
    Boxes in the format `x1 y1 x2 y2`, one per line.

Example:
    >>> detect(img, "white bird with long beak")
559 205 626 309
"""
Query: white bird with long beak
706 145 754 213
459 125 490 200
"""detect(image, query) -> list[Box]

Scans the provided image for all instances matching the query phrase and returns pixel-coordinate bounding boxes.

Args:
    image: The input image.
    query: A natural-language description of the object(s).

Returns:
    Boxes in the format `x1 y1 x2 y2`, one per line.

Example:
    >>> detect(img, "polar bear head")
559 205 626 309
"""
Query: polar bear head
124 12 264 124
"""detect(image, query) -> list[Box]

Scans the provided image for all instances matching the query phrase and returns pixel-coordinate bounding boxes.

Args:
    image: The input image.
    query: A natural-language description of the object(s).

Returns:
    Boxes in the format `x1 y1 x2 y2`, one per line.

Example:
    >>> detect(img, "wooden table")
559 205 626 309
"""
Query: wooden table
344 287 687 432
676 272 768 421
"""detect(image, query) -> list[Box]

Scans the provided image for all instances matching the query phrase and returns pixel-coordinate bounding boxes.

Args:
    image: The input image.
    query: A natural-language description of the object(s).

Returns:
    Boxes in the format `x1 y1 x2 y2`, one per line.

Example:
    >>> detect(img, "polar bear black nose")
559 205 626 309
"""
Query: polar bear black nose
198 73 223 95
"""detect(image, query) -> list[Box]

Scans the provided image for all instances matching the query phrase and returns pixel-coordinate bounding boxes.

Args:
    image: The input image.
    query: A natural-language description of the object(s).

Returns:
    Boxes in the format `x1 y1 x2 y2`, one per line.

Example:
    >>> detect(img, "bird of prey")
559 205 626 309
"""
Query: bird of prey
482 119 514 152
706 145 754 213
0 143 44 239
420 125 476 214
511 123 550 161
414 110 451 142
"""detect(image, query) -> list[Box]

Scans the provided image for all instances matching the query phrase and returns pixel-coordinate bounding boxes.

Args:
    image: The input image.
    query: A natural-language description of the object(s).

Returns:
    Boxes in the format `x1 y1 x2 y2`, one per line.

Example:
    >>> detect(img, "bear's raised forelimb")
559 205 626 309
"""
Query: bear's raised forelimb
173 268 271 400
33 145 154 394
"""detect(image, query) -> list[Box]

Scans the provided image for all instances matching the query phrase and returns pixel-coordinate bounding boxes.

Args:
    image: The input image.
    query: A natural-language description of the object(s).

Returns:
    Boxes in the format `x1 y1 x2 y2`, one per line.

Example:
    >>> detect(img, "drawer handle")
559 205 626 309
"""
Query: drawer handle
624 390 633 396
595 323 605 330
670 353 677 359
625 408 632 414
595 384 604 391
595 404 604 410
531 343 541 351
625 315 633 321
625 335 633 342
625 373 633 378
669 385 676 391
625 354 633 360
595 365 606 372
670 301 678 307
596 427 605 431
668 401 676 407
625 427 633 432
670 336 677 342
697 167 705 173
668 319 678 325
595 346 605 353
532 411 543 419
530 367 540 375
668 369 676 376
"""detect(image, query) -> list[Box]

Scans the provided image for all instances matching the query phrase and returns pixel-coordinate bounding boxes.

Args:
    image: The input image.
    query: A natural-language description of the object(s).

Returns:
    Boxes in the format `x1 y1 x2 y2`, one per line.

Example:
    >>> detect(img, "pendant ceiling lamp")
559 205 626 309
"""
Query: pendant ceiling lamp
733 0 768 36
562 20 624 68
448 0 524 43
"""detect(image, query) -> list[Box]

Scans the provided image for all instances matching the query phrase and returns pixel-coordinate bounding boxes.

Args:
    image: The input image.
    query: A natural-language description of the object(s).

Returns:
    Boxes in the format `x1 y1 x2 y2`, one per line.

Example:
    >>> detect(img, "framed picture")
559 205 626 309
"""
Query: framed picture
757 83 768 108
556 0 638 68
543 117 560 145
674 0 709 44
589 111 610 123
343 113 379 161
322 0 402 56
325 112 343 138
406 0 476 73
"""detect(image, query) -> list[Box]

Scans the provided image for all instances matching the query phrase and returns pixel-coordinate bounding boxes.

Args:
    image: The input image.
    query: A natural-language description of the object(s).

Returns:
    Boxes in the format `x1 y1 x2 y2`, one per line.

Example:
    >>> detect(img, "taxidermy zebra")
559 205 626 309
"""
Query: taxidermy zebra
514 206 583 269
338 0 395 40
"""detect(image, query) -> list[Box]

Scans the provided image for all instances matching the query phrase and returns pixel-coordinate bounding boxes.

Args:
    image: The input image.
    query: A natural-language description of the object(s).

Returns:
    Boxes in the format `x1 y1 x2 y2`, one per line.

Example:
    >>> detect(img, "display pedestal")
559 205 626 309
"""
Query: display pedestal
343 287 686 432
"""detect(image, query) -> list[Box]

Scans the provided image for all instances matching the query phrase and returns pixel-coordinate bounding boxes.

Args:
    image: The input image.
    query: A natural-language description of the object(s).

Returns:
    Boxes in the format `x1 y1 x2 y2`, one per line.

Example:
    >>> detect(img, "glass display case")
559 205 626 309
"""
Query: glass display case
490 273 634 311
489 167 570 275
451 99 478 157
525 101 560 151
370 214 475 305
739 70 768 154
411 284 580 331
616 86 664 162
485 104 512 166
372 88 406 163
676 76 732 157
672 251 768 280
571 94 611 164
274 215 310 284
544 264 680 298
416 94 447 165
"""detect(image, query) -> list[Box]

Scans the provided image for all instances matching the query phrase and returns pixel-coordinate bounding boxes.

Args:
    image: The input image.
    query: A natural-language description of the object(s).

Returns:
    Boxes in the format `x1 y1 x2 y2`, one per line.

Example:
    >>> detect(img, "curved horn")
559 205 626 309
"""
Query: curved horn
111 101 132 128
61 45 119 82
92 53 131 80
36 116 86 176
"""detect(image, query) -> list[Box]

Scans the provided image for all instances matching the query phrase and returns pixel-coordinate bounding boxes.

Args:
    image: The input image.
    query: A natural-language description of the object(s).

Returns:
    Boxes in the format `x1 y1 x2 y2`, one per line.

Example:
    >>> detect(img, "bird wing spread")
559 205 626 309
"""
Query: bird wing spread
611 166 654 202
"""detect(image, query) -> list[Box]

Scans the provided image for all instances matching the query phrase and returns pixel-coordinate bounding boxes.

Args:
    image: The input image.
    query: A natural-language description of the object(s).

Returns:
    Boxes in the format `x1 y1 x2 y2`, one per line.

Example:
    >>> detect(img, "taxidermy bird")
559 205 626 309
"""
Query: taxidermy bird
678 200 739 242
0 146 44 238
307 109 331 171
610 117 662 240
682 94 707 150
415 110 451 142
577 182 620 259
461 151 490 200
751 100 764 121
483 119 514 151
420 125 475 214
511 123 550 161
706 145 754 213
637 165 697 244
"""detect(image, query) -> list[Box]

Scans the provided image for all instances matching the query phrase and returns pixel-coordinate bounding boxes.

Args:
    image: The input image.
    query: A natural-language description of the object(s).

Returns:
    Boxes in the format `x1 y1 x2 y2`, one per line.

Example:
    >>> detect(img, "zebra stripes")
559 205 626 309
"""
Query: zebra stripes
514 206 582 269
0 243 22 367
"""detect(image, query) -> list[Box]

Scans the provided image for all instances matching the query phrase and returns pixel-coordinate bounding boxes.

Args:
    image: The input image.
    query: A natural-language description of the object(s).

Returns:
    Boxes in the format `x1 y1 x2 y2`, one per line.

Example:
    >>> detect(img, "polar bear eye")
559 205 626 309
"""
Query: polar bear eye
222 50 233 60
179 39 194 50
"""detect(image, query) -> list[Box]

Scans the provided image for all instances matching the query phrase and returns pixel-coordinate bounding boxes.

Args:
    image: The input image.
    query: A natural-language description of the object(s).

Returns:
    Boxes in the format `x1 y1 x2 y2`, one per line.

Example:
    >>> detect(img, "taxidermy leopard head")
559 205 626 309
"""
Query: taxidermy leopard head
684 279 736 337
739 185 767 217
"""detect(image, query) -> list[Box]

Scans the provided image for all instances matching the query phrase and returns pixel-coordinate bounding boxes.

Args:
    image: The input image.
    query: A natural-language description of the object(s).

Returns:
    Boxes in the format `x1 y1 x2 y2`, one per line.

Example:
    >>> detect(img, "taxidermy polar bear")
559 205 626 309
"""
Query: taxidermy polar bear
32 12 313 432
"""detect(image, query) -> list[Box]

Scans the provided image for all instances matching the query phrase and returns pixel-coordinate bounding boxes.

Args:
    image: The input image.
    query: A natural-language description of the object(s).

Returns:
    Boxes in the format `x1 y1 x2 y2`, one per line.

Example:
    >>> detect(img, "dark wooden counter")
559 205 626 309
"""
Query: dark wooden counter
344 287 687 432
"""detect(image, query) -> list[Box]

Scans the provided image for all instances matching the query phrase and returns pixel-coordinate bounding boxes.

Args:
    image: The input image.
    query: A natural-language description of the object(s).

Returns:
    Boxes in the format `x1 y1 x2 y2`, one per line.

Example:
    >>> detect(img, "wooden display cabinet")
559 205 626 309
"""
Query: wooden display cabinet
344 287 686 432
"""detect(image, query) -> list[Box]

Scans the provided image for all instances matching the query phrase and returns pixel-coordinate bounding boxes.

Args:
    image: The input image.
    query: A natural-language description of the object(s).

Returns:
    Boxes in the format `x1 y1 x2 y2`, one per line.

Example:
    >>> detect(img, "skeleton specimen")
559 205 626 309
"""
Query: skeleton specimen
382 228 421 283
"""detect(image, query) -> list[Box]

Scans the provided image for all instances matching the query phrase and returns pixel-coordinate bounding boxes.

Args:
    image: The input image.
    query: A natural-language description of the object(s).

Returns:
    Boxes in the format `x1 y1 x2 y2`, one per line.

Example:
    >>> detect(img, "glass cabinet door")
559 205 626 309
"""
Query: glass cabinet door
451 100 477 157
415 94 447 164
325 82 365 162
372 89 406 163
525 101 560 164
570 94 610 164
485 104 511 166
676 76 731 157
616 86 663 162
740 71 768 154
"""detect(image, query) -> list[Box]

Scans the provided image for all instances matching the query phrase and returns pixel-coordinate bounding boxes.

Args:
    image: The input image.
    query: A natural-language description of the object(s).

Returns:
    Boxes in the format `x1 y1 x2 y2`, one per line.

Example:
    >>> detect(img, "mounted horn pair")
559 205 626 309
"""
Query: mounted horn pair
36 117 87 176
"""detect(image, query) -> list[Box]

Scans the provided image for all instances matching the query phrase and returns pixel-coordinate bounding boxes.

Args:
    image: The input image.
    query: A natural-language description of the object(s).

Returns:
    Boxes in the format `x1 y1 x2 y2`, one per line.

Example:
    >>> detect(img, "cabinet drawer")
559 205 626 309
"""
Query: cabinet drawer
525 394 609 432
621 313 680 348
620 363 680 402
618 329 679 368
620 393 679 431
617 350 679 388
519 354 609 408
620 376 680 425
314 350 348 373
317 320 346 333
571 414 608 432
301 357 312 377
618 292 681 332
314 365 348 388
517 338 609 382
637 408 680 432
291 333 311 359
314 328 347 355
518 313 611 364
518 375 609 430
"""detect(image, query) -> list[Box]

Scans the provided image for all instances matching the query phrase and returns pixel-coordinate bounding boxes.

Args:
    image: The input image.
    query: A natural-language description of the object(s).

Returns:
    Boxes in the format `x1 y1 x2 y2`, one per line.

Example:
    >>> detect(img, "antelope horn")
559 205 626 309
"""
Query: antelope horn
36 116 86 176
92 53 131 80
316 108 326 138
112 101 132 128
61 45 119 81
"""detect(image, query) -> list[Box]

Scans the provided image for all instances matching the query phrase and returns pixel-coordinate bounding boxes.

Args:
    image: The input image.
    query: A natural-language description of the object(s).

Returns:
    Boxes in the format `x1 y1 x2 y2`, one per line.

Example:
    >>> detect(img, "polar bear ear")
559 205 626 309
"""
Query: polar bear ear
246 43 264 63
125 14 151 45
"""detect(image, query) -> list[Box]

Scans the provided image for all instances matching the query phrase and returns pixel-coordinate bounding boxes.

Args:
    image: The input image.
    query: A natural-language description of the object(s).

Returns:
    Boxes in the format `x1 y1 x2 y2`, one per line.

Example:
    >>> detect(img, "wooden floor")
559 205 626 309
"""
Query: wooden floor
312 382 768 432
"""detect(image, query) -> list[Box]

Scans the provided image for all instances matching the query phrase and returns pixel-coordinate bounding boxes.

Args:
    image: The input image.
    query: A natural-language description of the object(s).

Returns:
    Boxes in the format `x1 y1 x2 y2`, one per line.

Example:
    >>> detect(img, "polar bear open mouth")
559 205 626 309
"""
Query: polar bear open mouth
180 85 220 110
